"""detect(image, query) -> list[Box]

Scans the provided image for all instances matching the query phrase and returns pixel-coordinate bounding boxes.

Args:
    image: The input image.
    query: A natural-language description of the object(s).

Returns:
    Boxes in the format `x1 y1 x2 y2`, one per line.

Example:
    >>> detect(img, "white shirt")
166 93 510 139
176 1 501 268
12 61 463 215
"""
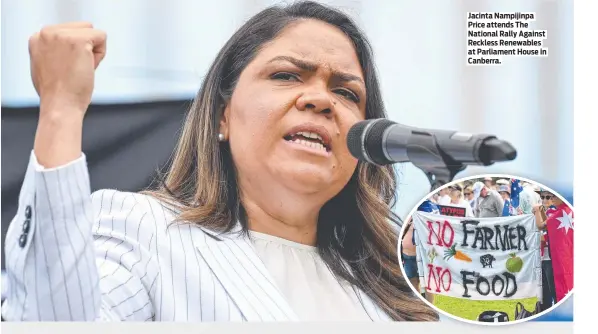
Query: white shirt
438 195 451 205
248 231 372 321
448 199 475 217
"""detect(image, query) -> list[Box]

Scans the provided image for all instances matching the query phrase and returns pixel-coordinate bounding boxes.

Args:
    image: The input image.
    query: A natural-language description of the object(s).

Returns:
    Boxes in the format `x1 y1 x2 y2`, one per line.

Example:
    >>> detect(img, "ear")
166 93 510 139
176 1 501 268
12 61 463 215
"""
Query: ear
218 103 230 141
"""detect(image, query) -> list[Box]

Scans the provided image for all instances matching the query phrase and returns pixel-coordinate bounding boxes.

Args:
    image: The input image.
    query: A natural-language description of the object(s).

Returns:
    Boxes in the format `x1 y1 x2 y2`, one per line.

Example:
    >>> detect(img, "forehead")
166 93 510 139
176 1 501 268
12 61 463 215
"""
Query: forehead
255 19 363 74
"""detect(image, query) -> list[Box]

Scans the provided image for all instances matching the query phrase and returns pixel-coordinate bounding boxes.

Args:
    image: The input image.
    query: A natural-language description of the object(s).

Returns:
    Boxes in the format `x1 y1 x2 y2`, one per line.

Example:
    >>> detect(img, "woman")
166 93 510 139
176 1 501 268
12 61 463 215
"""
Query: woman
497 184 514 216
400 221 419 292
448 185 474 217
2 1 437 322
436 187 451 205
463 184 475 209
535 189 557 311
533 192 573 304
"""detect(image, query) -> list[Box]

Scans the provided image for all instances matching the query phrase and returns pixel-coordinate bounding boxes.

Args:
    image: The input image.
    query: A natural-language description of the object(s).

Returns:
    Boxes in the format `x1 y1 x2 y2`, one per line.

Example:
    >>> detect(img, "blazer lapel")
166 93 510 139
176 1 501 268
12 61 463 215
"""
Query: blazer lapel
195 227 299 321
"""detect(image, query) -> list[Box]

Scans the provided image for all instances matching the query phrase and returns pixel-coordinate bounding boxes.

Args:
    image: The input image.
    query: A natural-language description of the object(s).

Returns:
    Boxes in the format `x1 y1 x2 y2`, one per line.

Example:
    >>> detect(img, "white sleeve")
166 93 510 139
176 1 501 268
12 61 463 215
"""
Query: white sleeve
1 152 160 321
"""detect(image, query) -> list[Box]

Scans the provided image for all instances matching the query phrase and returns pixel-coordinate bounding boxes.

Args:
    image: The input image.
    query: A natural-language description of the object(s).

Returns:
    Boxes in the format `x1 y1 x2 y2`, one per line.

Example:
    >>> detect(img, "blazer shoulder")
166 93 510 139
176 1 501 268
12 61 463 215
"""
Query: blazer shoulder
89 189 231 242
90 189 178 230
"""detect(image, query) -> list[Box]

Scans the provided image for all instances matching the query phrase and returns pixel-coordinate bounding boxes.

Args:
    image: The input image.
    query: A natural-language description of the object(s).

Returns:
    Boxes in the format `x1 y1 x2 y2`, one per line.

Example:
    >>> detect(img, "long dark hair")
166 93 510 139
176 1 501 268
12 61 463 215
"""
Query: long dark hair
148 1 438 321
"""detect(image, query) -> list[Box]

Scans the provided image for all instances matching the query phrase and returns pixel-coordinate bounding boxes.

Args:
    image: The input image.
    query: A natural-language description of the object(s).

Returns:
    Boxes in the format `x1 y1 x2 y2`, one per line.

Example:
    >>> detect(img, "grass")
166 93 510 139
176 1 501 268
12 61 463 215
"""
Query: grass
432 294 539 322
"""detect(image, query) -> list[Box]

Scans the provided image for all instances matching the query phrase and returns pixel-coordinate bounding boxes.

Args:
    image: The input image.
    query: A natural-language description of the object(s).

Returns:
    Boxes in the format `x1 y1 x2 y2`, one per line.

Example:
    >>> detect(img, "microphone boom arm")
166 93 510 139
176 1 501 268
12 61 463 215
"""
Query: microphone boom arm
403 131 466 192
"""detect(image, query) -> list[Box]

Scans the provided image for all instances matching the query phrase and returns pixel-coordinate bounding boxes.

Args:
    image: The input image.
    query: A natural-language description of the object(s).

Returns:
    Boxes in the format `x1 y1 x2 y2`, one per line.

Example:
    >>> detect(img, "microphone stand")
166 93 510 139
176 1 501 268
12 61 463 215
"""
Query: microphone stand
419 163 465 193
406 130 467 192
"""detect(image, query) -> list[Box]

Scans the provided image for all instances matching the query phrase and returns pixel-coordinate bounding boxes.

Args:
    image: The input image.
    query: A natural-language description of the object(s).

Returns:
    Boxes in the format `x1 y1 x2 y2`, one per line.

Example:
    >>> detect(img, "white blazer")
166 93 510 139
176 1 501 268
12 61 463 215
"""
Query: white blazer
1 152 391 322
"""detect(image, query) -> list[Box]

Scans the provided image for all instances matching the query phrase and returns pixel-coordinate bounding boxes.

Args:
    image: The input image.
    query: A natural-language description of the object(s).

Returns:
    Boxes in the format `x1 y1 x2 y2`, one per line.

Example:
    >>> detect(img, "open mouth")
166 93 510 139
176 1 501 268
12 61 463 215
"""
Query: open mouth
283 131 331 153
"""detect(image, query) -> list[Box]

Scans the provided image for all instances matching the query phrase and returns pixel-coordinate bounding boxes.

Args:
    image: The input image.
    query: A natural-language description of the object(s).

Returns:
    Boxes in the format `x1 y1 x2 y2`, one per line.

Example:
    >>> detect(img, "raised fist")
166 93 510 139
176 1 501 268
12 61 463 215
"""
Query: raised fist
28 22 107 114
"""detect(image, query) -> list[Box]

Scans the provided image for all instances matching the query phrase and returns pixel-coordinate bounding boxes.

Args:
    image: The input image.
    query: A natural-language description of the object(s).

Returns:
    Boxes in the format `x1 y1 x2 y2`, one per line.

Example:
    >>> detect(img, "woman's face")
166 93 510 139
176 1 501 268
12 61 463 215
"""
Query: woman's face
464 188 473 200
540 192 554 207
450 190 461 203
221 19 366 202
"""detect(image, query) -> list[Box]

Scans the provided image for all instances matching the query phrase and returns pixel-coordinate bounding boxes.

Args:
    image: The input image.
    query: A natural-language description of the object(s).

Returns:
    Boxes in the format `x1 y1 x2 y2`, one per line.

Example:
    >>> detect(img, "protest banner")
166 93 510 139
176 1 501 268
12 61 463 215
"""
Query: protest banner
437 205 467 217
412 211 542 301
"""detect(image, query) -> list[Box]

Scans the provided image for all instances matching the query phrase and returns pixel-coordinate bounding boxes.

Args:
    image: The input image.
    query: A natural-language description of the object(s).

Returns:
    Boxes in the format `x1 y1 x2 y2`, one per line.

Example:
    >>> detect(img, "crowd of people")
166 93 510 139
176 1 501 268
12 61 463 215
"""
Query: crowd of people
427 177 548 219
401 177 574 313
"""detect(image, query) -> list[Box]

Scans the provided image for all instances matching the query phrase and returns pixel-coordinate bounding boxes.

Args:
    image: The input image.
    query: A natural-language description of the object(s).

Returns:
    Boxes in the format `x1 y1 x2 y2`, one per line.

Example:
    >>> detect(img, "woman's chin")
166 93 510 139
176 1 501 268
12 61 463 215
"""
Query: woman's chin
274 163 340 193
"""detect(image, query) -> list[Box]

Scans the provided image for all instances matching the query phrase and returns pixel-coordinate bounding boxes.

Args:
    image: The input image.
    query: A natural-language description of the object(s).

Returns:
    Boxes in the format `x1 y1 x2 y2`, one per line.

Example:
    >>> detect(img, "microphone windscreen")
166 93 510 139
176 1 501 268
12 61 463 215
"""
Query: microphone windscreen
479 138 518 163
347 120 369 161
347 119 395 164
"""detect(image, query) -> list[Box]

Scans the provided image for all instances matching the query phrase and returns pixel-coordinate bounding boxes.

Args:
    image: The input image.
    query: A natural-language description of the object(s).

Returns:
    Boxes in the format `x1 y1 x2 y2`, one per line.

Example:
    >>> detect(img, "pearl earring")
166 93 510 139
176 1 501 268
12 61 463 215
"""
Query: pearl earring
218 133 225 141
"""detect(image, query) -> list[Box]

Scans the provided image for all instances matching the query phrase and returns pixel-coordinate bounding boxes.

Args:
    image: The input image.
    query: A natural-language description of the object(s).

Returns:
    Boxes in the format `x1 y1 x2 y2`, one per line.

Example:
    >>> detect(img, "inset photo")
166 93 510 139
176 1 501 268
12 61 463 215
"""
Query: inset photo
399 175 574 324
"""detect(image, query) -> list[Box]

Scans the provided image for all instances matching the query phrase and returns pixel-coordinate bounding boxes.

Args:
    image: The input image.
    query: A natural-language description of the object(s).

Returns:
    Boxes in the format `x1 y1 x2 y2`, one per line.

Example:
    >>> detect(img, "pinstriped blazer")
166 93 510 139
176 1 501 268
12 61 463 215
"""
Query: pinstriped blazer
1 152 392 322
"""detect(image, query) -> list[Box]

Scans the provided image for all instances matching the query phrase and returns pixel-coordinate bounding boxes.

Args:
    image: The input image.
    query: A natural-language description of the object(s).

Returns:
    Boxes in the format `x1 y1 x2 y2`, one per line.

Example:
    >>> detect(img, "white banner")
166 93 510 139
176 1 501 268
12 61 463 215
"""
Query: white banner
412 212 542 301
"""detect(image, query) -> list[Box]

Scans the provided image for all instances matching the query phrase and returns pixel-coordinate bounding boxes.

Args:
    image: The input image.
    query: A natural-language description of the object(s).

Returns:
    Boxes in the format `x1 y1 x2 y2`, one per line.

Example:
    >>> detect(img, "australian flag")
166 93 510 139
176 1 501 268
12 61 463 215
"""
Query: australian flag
510 179 524 208
502 198 514 216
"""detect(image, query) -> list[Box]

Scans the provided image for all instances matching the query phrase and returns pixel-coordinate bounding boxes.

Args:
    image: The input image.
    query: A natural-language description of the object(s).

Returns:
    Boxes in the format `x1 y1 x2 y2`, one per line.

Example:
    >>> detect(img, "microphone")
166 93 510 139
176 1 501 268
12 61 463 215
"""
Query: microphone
347 119 517 167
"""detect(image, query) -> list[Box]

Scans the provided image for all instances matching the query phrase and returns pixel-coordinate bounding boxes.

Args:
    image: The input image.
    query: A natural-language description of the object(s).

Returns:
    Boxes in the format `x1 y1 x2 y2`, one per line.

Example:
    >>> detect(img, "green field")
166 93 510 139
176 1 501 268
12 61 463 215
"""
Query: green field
433 295 538 321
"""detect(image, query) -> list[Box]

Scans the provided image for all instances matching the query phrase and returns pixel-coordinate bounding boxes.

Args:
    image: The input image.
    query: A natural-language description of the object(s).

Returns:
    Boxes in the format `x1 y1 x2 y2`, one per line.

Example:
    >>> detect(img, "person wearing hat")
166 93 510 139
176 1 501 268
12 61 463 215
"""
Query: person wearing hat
496 179 510 186
497 184 515 216
483 177 496 191
471 181 504 218
533 187 558 310
534 194 557 310
537 188 557 211
532 191 573 306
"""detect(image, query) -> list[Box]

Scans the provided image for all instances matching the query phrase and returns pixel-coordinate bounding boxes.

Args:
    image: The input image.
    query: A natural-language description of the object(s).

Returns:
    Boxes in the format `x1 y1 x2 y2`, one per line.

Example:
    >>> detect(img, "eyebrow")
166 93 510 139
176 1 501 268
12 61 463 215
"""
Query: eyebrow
267 55 365 84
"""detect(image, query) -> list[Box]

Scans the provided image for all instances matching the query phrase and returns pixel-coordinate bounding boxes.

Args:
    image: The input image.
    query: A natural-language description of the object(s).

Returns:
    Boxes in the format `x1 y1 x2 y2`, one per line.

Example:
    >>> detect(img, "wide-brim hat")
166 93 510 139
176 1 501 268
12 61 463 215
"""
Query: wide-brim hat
472 182 485 201
498 185 511 194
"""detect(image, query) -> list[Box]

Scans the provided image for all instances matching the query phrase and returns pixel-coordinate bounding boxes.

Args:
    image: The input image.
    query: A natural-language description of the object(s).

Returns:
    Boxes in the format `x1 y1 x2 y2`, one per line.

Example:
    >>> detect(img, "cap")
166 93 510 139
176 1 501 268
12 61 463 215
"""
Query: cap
472 182 485 200
484 177 493 182
496 179 510 185
498 185 511 194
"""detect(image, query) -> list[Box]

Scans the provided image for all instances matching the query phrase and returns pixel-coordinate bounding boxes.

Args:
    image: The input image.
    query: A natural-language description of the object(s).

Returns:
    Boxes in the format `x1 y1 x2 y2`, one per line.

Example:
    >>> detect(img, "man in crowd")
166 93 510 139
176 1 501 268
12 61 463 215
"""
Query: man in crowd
496 179 510 187
483 177 496 191
472 181 504 218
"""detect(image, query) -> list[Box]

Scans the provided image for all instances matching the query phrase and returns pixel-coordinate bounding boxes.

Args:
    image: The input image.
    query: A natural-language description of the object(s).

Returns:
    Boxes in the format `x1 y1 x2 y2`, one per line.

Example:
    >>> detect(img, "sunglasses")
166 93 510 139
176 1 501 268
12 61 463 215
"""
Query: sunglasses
541 195 553 200
464 192 472 196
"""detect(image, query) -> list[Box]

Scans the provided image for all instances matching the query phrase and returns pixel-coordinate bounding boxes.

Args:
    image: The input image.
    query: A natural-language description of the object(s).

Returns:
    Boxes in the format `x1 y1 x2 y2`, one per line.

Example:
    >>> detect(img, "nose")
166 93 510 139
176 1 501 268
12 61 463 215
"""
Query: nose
296 89 334 117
